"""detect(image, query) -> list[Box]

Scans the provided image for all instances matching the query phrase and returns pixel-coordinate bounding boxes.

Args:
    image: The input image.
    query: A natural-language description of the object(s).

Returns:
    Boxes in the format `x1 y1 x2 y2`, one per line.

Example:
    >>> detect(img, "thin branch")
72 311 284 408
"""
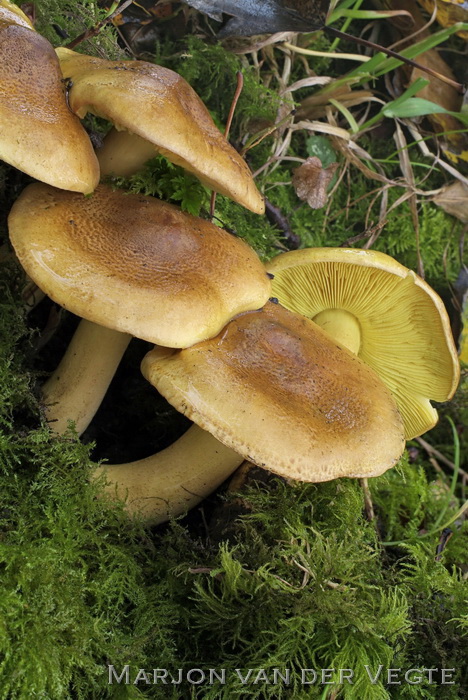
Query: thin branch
360 478 375 521
210 71 244 218
65 0 134 50
416 436 468 479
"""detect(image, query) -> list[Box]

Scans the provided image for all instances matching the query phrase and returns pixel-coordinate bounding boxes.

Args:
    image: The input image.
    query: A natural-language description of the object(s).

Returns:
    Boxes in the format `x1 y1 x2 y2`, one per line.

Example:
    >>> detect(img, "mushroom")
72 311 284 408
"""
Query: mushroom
0 6 99 193
55 47 264 214
266 248 460 439
42 318 243 525
142 301 406 482
40 315 245 524
8 182 270 431
8 183 271 348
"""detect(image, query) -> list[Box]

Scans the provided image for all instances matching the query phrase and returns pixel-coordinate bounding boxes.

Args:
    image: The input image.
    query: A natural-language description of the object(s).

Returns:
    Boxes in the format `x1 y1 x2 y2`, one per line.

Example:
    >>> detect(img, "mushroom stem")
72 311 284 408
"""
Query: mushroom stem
97 128 156 178
42 319 131 435
312 309 361 354
94 425 243 525
42 318 243 523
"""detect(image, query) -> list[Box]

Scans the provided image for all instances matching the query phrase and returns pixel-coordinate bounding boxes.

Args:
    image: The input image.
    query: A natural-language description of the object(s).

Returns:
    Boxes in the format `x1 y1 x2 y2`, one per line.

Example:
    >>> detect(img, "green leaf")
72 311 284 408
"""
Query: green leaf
306 135 337 168
383 98 468 126
383 97 449 119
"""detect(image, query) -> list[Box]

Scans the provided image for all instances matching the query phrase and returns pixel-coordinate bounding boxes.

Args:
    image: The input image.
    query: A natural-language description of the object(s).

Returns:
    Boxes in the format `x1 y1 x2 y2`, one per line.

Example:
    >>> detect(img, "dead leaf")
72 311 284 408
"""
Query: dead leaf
433 181 468 223
292 156 338 208
417 0 468 39
183 0 329 37
374 0 468 164
298 85 378 120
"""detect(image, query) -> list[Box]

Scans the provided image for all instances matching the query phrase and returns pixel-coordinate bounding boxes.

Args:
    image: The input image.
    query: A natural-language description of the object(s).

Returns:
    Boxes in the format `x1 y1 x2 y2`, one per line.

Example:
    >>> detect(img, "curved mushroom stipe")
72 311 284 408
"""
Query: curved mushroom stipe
41 319 243 524
42 320 131 436
56 47 265 215
266 248 460 440
94 425 243 525
0 22 99 193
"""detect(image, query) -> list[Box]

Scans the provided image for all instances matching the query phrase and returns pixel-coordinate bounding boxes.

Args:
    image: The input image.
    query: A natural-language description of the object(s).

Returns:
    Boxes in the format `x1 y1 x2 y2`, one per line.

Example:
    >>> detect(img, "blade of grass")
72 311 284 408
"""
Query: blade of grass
331 9 412 21
430 418 460 531
329 0 365 51
382 417 463 547
371 23 468 77
359 77 429 131
329 98 360 133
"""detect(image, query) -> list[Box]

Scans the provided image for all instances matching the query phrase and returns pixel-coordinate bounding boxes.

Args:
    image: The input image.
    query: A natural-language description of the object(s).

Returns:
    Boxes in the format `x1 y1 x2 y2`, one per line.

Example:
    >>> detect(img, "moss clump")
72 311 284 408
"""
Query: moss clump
0 276 177 700
33 0 127 59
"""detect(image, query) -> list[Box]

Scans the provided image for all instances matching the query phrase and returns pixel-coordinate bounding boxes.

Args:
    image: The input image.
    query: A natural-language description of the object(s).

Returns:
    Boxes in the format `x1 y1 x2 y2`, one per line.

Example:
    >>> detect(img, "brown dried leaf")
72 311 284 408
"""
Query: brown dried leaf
433 181 468 223
374 0 468 161
292 156 338 209
417 0 468 39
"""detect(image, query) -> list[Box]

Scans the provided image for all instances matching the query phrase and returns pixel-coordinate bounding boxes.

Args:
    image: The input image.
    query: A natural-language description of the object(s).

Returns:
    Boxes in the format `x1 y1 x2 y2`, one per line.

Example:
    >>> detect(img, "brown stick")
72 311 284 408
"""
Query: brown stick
416 436 468 479
360 477 375 521
325 27 465 94
210 71 244 218
65 0 134 50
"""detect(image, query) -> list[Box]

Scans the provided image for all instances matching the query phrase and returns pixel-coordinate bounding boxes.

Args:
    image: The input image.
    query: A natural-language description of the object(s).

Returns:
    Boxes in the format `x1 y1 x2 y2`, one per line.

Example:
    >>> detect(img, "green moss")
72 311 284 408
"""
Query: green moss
33 0 127 59
156 36 279 136
260 148 463 287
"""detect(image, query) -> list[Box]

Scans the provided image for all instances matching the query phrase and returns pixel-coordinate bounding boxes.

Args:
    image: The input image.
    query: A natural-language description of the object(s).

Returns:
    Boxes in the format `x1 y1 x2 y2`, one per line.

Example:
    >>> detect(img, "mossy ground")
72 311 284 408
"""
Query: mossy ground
1 3 467 699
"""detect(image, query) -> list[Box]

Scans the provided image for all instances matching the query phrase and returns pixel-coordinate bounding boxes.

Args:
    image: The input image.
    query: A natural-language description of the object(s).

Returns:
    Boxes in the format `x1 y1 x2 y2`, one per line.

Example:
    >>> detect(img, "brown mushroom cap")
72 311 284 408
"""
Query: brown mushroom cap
0 24 99 193
55 47 264 215
266 248 460 439
8 183 271 348
142 302 405 482
0 0 34 29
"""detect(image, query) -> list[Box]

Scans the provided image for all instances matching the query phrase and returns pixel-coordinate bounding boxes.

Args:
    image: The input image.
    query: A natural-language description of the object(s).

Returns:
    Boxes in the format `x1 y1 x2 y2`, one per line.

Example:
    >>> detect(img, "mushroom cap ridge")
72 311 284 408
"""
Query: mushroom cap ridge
55 47 265 215
8 183 271 348
142 301 406 482
0 27 99 193
266 247 460 439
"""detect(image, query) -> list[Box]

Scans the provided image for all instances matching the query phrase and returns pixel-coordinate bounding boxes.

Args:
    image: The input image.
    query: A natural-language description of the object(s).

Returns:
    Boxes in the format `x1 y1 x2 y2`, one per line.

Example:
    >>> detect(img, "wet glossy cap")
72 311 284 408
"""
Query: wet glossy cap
142 302 405 482
56 47 264 214
8 183 271 347
0 17 99 193
267 248 460 439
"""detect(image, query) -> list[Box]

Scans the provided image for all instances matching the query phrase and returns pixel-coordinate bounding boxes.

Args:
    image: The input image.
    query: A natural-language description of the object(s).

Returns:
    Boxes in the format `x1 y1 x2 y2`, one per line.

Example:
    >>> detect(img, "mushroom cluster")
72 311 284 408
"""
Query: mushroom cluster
9 184 406 522
2 5 460 525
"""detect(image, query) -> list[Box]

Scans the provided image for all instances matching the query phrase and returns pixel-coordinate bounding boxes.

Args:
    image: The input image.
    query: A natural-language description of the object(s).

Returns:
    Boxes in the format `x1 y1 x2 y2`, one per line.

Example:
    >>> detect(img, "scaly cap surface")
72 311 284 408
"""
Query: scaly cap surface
8 183 271 347
142 302 405 482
